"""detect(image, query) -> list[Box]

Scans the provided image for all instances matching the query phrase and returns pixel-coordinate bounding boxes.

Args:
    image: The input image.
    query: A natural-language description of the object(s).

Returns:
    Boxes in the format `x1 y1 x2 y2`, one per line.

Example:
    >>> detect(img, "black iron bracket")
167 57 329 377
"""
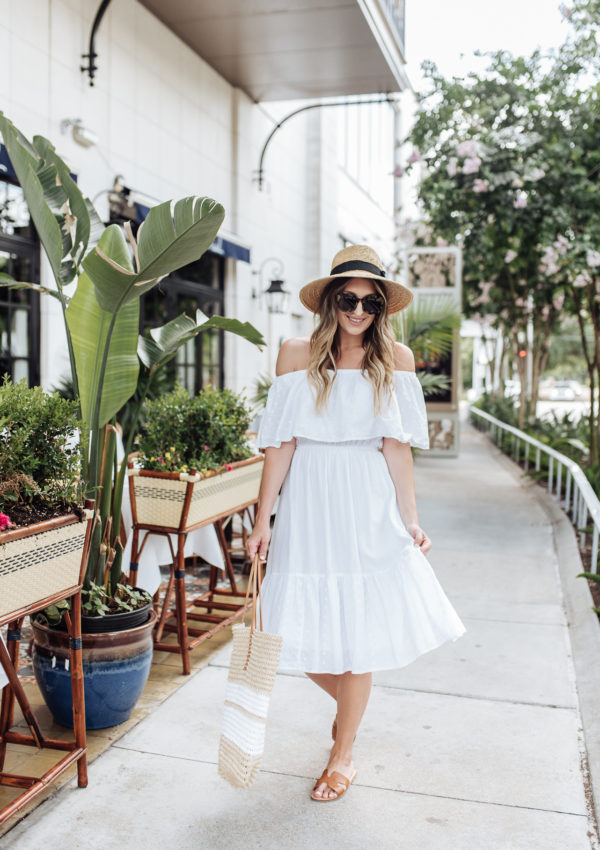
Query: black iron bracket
255 95 396 191
81 0 113 86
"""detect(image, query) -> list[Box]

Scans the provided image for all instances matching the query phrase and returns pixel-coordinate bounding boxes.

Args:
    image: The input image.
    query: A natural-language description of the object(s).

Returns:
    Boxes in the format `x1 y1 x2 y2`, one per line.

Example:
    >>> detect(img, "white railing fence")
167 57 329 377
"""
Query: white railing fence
469 406 600 573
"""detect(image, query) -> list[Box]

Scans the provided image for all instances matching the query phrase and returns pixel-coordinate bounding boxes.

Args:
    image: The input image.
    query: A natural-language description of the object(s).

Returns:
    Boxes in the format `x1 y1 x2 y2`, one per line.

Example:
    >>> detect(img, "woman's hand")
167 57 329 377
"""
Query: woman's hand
245 520 271 562
406 522 432 555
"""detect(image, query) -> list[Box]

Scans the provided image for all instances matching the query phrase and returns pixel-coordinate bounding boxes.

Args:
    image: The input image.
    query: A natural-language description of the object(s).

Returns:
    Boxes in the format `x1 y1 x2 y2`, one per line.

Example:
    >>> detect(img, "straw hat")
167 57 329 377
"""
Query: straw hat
299 244 413 315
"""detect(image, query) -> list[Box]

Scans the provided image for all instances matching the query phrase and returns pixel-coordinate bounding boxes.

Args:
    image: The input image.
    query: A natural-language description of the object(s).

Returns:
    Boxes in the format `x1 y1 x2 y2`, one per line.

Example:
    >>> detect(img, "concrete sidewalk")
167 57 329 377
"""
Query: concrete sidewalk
5 414 600 850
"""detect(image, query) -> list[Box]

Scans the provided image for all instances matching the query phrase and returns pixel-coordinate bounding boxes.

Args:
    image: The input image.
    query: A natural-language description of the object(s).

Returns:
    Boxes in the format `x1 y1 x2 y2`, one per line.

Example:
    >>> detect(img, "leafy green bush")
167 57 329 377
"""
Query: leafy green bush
138 384 254 474
0 378 82 520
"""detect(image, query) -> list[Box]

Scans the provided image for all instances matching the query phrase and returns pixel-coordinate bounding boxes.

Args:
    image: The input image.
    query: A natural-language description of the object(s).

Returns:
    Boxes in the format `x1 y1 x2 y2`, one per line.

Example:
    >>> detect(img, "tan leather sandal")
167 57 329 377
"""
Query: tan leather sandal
311 767 357 802
331 715 356 743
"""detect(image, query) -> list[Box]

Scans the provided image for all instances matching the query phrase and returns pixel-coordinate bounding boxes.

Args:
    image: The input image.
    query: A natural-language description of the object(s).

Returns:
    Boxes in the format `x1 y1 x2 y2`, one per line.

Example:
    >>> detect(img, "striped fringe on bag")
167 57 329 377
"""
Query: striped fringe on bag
218 552 282 788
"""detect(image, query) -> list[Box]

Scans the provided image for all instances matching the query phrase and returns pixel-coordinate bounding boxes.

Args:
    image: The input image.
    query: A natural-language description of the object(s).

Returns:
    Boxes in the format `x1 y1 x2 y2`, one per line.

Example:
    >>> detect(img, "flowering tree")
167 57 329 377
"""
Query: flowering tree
403 2 600 459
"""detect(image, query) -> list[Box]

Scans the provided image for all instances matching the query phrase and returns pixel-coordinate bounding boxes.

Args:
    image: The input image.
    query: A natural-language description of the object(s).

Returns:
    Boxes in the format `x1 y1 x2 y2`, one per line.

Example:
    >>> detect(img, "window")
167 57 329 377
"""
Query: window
140 251 225 393
0 180 40 385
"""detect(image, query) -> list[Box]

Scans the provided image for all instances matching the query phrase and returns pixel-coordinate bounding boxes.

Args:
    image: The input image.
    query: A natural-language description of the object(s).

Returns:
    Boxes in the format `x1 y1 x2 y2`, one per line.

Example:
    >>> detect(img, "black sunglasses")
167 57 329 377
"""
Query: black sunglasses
335 291 385 315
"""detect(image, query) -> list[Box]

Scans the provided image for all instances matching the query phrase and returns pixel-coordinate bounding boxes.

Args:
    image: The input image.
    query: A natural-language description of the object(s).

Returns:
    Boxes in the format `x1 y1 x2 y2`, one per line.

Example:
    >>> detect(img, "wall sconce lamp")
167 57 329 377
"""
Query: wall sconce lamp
252 257 290 314
59 118 99 148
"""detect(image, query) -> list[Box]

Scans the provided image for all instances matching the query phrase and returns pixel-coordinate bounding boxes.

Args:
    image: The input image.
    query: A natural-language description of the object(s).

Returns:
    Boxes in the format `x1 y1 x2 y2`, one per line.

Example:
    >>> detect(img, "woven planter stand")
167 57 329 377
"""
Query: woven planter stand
0 504 94 825
127 454 264 674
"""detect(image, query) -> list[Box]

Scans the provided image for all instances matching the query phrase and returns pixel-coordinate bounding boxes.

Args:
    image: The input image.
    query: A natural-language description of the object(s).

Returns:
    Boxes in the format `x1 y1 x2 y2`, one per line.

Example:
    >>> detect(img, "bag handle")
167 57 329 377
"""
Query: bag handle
243 552 264 635
241 552 265 672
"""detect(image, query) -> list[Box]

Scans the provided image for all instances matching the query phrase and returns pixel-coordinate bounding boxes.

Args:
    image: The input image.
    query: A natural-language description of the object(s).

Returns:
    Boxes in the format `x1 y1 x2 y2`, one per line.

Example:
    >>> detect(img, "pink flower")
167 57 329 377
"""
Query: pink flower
586 249 600 268
505 249 518 264
204 445 210 451
392 164 404 178
573 272 589 288
456 140 479 158
462 156 481 175
514 195 527 208
446 157 458 177
407 149 421 164
473 178 489 193
0 513 15 531
226 464 233 471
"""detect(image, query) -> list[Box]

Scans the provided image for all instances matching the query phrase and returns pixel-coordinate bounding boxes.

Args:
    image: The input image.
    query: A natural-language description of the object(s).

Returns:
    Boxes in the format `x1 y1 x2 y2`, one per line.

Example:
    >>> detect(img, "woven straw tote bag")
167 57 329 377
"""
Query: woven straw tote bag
218 552 282 788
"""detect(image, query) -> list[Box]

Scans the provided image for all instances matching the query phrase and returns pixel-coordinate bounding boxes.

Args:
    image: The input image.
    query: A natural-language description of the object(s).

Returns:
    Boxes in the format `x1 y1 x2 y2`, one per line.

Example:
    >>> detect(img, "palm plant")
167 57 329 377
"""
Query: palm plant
0 113 266 598
392 293 460 398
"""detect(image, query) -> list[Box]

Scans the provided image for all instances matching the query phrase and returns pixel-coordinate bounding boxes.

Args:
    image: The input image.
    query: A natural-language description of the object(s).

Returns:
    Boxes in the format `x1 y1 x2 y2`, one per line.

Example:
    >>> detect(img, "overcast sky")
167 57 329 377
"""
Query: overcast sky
404 0 569 93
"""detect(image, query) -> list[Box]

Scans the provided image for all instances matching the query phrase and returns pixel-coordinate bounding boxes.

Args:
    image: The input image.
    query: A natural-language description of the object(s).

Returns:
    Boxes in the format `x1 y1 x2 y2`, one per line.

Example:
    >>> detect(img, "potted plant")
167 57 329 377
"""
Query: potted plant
0 378 89 621
0 113 266 728
0 378 95 816
129 384 264 532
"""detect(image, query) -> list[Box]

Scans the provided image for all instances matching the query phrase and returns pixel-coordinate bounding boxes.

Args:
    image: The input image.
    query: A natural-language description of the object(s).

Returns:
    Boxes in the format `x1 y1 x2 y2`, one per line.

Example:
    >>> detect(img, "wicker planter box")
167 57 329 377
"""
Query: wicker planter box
128 453 264 532
0 513 91 622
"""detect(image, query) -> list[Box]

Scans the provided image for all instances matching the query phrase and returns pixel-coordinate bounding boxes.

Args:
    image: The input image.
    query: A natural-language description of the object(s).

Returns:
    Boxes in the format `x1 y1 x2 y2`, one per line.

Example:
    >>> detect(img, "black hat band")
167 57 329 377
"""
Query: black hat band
330 260 386 278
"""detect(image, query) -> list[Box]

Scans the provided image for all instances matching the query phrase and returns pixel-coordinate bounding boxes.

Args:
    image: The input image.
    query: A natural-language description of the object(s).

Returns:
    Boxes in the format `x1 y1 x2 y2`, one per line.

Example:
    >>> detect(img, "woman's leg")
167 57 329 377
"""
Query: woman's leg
312 671 372 800
305 672 339 700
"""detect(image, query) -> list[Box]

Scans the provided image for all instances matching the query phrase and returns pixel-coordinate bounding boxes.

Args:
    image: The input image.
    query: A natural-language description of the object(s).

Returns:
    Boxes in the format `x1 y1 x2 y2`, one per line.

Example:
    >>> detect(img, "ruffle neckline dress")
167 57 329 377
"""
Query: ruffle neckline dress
256 368 466 674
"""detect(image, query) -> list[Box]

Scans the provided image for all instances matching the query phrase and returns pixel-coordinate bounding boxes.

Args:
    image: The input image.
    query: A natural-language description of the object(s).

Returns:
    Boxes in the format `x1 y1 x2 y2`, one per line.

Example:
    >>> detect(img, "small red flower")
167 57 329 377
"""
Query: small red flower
226 464 233 471
0 513 16 531
204 445 210 451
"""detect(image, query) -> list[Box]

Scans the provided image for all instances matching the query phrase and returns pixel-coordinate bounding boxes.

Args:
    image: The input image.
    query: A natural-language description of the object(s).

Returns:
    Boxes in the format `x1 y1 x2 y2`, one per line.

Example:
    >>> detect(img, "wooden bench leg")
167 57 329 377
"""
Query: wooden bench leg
0 620 43 748
175 533 190 675
69 592 88 788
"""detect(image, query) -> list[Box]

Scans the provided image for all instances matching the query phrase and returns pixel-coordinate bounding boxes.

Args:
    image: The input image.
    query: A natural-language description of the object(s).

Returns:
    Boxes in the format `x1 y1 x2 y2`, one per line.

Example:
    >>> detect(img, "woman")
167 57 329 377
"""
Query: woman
246 244 465 802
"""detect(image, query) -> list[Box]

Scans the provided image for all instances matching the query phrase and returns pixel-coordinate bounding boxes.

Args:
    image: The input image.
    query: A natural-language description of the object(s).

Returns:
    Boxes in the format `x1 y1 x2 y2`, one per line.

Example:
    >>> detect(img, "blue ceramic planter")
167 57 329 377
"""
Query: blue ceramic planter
32 610 156 730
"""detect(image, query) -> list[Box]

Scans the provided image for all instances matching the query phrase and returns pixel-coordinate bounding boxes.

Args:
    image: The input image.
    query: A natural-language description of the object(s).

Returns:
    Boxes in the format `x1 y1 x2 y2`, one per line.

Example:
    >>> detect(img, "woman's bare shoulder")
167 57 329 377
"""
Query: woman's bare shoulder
393 342 416 373
275 338 311 376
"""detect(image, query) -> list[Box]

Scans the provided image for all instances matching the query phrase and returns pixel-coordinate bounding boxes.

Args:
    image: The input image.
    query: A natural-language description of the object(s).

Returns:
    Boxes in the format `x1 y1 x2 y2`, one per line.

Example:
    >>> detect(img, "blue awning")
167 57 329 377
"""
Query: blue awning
135 202 251 264
0 144 78 183
0 145 16 181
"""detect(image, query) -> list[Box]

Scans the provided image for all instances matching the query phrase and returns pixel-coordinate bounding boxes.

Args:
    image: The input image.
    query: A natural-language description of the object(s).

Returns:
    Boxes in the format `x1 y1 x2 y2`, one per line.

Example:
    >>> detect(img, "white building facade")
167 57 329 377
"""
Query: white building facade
0 0 409 400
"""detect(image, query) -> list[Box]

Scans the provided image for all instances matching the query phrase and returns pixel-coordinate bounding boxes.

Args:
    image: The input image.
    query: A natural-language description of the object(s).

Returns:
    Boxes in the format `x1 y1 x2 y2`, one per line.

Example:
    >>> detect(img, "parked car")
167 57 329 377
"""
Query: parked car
548 380 584 401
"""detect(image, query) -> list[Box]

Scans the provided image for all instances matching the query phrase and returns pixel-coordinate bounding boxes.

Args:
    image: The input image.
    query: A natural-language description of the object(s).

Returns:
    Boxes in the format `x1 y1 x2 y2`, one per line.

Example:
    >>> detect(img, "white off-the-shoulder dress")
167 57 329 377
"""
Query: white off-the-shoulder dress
255 368 466 674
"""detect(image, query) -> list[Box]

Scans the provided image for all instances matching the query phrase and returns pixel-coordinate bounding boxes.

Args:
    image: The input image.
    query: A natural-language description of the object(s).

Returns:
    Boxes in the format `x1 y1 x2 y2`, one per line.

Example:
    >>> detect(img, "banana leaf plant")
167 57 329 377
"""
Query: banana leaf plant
0 113 266 596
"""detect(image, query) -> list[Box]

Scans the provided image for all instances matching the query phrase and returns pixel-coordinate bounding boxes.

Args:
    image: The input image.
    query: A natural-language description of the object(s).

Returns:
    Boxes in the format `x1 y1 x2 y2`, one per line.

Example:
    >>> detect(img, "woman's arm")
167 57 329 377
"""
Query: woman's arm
246 339 306 560
381 439 419 527
382 342 432 554
253 440 296 522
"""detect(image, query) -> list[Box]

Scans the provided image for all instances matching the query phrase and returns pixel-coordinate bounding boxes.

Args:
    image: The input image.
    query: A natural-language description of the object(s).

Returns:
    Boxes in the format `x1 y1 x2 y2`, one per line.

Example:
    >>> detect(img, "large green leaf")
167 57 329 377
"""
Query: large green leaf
0 276 64 302
138 309 266 374
0 114 65 286
82 197 225 312
66 226 139 428
0 114 97 287
33 135 91 268
66 274 139 428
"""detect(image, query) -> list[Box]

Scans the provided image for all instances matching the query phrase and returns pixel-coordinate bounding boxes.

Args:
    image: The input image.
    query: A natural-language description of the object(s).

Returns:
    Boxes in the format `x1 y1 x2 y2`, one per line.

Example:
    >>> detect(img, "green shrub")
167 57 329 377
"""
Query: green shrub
138 384 254 474
0 377 83 515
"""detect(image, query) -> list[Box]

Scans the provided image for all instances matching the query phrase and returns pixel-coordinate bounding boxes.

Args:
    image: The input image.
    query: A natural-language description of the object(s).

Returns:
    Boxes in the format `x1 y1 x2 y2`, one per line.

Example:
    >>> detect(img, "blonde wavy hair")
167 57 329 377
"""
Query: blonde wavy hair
306 277 398 415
